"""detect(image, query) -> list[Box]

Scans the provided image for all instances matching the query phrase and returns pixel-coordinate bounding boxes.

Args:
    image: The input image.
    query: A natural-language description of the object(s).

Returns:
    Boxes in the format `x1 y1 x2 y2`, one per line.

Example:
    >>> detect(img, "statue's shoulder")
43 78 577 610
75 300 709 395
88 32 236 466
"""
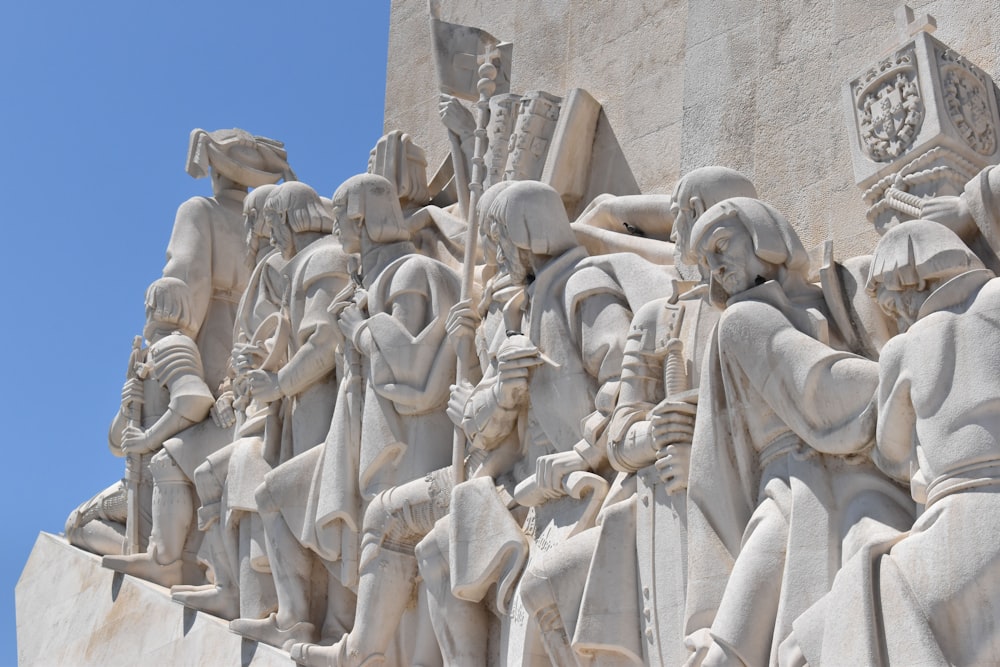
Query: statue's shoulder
390 252 458 292
298 237 352 283
149 332 200 360
148 333 204 385
174 195 218 219
633 296 678 330
717 296 778 332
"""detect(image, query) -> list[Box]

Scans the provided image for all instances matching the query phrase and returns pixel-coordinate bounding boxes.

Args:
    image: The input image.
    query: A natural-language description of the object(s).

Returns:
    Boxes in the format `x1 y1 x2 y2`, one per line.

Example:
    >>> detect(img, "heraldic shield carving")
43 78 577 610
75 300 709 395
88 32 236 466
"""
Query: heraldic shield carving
938 47 998 156
853 47 925 162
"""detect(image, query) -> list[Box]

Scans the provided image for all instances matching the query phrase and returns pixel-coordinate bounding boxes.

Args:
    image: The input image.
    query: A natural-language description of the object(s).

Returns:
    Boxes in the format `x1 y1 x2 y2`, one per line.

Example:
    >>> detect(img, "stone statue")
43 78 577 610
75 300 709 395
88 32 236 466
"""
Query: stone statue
282 180 515 666
520 167 758 667
224 181 356 648
163 128 293 392
101 277 225 587
368 130 469 271
169 183 284 620
682 197 915 667
270 173 461 666
368 130 433 218
787 220 1000 666
65 279 217 558
421 181 671 666
39 7 1000 664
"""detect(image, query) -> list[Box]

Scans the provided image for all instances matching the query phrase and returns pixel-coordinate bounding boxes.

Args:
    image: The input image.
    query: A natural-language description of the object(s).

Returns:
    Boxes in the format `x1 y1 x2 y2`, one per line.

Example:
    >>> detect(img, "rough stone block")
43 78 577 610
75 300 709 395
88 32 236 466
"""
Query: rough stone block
16 533 288 667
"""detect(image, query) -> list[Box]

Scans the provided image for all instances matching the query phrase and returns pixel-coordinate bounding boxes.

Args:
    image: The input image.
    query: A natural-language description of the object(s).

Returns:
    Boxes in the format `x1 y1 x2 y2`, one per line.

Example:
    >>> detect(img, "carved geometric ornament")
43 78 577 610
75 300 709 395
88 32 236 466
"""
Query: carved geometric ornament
854 48 924 162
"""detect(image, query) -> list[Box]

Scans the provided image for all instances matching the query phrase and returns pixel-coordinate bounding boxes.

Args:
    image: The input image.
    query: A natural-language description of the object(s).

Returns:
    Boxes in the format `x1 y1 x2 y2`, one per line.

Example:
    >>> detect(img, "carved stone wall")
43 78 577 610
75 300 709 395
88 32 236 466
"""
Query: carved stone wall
384 0 1000 258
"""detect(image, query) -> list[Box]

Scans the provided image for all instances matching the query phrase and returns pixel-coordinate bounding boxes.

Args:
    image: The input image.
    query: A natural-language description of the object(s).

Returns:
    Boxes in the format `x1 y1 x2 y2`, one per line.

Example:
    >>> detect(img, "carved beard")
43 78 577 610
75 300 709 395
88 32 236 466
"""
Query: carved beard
245 234 262 269
273 225 296 260
496 233 534 286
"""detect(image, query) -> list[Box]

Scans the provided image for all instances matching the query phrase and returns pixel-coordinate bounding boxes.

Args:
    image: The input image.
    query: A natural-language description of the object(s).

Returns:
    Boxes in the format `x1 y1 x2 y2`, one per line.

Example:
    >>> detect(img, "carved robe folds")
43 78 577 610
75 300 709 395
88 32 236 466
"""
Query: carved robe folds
162 191 251 392
684 283 914 667
793 272 1000 666
227 237 349 536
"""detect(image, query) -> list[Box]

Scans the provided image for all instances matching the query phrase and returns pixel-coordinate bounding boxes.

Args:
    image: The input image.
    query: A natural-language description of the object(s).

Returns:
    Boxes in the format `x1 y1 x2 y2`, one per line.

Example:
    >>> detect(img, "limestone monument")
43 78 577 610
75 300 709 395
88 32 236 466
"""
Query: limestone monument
18 2 1000 666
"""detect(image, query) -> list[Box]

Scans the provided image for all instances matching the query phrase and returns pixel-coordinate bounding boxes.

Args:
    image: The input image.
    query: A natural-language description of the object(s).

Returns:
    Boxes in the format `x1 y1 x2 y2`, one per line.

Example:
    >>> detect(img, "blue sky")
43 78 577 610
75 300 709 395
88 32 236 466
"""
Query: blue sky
0 2 392 660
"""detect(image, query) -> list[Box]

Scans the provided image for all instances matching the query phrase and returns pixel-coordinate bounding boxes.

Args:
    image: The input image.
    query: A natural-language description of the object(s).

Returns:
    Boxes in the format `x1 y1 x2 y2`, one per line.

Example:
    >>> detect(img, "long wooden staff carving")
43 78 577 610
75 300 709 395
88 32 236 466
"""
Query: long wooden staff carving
452 50 499 486
123 335 144 554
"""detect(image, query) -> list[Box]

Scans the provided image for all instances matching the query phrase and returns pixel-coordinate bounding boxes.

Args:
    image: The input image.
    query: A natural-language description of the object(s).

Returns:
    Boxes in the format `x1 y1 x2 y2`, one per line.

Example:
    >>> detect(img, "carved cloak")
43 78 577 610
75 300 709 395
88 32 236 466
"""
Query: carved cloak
793 274 1000 666
683 282 913 666
162 190 250 391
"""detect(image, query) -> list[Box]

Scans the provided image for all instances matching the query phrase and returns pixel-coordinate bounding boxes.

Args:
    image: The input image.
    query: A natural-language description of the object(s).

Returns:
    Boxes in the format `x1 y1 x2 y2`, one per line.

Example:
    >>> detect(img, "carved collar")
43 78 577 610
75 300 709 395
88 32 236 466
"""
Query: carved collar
727 279 831 344
216 188 248 204
360 240 416 289
917 269 994 319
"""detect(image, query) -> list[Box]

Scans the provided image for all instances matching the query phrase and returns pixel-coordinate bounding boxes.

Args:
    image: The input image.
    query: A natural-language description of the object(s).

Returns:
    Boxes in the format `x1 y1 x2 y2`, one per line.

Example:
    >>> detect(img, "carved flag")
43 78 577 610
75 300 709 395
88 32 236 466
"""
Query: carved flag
430 17 512 102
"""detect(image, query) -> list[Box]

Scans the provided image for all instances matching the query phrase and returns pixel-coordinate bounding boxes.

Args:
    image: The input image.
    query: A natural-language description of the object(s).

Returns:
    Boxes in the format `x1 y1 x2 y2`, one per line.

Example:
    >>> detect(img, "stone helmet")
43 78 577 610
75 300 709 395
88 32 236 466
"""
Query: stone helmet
866 219 985 295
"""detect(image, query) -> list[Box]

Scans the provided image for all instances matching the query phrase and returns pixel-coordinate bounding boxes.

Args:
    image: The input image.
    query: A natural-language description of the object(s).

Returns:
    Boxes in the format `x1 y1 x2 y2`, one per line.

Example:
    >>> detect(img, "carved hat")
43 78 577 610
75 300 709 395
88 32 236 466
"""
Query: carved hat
367 130 431 206
332 174 409 243
866 219 984 294
186 128 296 187
689 196 809 276
266 182 334 234
488 181 577 256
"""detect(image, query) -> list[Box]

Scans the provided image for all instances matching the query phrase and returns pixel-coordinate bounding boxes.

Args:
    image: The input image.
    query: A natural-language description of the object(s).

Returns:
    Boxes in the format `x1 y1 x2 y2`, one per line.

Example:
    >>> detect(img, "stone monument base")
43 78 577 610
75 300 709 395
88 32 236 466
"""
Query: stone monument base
16 532 289 666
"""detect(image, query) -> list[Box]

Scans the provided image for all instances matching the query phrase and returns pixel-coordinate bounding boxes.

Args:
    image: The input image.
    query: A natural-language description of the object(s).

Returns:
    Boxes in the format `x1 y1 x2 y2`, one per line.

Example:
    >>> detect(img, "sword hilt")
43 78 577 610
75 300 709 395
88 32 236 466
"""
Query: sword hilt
664 338 688 399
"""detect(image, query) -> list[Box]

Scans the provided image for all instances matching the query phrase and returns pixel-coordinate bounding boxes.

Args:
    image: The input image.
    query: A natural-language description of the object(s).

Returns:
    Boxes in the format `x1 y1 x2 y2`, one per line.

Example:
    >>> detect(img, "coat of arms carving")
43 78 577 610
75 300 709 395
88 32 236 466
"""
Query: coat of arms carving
939 49 997 156
853 50 924 162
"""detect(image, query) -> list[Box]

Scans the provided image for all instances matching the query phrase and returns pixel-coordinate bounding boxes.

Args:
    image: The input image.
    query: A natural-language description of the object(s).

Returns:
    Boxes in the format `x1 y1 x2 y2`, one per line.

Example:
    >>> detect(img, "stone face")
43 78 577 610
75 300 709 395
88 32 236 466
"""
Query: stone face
16 533 288 667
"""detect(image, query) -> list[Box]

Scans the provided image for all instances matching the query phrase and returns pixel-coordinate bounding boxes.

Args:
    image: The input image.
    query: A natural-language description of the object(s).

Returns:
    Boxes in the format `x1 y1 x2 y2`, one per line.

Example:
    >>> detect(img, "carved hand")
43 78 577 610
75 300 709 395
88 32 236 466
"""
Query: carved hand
231 342 265 376
328 283 360 347
445 299 480 348
336 303 367 347
210 391 236 429
447 380 475 429
495 334 540 408
438 94 476 138
247 370 282 404
535 449 590 500
655 444 692 494
649 399 696 494
921 195 975 239
650 399 696 448
120 424 157 456
232 374 251 410
120 378 144 415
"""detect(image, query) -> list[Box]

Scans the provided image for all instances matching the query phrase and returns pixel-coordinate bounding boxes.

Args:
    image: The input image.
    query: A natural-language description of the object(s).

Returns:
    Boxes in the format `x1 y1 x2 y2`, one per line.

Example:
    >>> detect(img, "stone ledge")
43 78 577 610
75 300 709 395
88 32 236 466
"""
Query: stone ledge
16 532 289 667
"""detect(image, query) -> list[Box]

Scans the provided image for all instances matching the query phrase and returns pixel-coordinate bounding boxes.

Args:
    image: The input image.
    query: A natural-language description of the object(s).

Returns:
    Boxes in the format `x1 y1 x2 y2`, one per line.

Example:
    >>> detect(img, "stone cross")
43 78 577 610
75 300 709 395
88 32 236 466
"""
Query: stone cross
895 4 936 44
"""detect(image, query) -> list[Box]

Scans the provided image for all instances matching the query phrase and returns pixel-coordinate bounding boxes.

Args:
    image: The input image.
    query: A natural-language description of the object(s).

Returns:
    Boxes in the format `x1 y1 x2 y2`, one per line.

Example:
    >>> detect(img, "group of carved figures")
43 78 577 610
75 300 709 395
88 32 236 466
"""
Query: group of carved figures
64 110 1000 667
